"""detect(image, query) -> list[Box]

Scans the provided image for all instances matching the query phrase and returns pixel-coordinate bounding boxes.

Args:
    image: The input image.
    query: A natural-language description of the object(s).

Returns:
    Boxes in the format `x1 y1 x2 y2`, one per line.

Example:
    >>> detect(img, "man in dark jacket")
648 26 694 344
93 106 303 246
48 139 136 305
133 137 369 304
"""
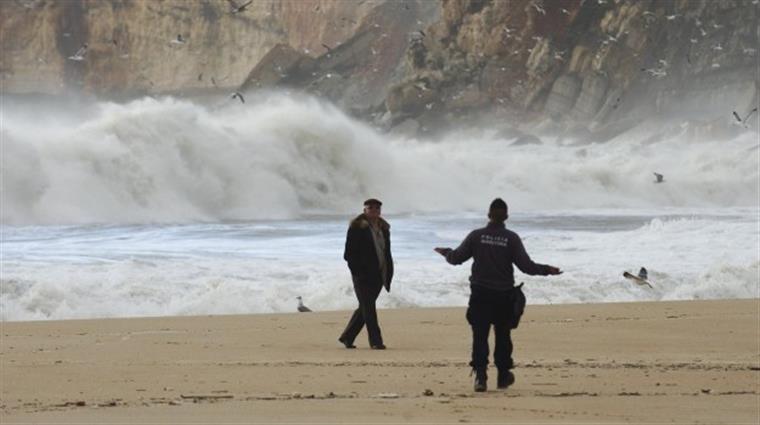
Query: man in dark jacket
339 198 394 350
435 198 561 392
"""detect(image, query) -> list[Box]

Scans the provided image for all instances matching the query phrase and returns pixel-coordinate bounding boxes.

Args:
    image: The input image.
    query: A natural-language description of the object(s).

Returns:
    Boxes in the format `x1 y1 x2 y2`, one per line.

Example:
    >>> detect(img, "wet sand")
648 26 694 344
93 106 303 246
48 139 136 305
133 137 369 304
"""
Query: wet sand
1 299 758 423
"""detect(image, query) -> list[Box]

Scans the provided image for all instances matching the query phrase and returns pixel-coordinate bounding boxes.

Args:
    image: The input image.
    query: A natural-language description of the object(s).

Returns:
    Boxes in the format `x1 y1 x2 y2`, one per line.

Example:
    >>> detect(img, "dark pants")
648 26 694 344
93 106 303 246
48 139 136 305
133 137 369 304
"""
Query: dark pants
467 285 515 370
339 275 384 346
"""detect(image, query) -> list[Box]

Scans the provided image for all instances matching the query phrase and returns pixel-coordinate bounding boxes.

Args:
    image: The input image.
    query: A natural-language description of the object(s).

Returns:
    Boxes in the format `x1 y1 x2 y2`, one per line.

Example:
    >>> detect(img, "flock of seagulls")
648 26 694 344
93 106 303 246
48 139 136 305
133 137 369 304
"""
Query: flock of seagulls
57 1 757 120
61 0 263 103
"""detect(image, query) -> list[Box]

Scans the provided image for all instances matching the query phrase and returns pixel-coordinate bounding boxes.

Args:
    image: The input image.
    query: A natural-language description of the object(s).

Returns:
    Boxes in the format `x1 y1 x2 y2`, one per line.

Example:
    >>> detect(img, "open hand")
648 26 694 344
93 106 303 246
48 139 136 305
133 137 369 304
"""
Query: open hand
434 247 451 256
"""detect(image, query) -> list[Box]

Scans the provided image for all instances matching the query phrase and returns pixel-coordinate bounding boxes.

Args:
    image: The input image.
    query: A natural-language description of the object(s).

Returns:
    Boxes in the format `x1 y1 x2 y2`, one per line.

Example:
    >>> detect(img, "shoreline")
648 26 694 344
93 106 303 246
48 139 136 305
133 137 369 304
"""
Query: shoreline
3 297 757 324
2 299 758 423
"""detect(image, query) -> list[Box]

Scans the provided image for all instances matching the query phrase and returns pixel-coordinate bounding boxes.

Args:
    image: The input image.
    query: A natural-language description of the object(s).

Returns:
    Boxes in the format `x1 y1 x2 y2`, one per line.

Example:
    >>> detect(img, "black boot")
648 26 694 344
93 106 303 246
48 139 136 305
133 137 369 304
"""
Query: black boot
473 368 487 392
338 337 356 349
497 369 515 389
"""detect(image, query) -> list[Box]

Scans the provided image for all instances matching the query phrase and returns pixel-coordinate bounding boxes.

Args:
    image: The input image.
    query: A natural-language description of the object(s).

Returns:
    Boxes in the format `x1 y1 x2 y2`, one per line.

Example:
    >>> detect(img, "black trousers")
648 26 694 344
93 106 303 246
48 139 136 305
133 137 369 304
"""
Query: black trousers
467 285 515 370
339 275 384 346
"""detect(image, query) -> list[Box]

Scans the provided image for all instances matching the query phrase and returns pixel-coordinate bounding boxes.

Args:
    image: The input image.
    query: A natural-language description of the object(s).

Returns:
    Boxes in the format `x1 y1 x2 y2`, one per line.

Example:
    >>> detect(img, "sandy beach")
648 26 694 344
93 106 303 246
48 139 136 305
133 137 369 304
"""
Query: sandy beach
1 299 758 423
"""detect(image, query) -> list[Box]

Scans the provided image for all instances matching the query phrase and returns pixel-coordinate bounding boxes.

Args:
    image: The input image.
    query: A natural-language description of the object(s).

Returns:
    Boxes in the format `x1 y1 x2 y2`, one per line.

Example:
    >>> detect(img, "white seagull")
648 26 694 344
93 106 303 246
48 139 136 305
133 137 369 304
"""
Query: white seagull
67 43 88 61
530 1 546 15
228 0 253 14
170 34 186 45
296 296 312 313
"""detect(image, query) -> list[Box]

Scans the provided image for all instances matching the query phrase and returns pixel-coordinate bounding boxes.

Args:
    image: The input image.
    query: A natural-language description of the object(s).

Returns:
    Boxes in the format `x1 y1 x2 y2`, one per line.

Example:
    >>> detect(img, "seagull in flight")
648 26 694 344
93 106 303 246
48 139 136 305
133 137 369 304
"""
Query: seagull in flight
638 267 648 280
67 43 88 61
296 296 312 313
641 67 667 78
228 0 253 14
231 92 245 104
653 172 664 183
530 1 546 15
733 107 758 126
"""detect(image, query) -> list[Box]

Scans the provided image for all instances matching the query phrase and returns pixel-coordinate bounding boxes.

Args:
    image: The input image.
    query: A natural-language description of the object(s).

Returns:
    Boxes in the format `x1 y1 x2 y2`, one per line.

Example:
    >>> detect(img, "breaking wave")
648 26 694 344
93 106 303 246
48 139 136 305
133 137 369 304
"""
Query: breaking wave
2 92 758 224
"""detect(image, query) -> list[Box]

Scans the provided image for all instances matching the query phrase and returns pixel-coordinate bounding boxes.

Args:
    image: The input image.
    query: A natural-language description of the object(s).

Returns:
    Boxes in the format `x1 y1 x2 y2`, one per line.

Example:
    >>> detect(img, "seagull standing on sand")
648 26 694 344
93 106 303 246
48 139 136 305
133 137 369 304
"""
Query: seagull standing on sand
296 296 312 312
67 43 88 61
170 34 186 45
653 172 664 183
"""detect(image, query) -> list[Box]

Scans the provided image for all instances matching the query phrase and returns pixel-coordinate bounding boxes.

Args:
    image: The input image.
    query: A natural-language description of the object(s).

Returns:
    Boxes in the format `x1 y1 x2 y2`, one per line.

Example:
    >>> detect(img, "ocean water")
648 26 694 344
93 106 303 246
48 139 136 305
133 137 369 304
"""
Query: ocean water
1 93 758 321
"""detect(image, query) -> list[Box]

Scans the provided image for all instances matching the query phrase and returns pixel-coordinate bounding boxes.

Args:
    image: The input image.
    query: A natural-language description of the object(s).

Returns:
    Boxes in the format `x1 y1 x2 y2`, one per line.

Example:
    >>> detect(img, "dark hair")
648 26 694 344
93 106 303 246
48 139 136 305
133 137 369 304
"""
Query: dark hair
489 198 508 211
488 198 508 222
363 198 382 207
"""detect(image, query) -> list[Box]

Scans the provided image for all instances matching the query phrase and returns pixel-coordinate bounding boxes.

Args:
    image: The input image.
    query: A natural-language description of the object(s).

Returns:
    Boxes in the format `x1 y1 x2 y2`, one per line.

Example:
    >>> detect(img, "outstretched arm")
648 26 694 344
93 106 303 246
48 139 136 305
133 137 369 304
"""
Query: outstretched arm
434 232 474 265
512 235 562 275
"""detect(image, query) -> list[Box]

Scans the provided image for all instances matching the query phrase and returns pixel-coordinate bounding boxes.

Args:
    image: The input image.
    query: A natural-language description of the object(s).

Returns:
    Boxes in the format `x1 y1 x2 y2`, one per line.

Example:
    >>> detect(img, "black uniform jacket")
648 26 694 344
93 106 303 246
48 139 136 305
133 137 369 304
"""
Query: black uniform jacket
445 222 552 291
344 214 394 291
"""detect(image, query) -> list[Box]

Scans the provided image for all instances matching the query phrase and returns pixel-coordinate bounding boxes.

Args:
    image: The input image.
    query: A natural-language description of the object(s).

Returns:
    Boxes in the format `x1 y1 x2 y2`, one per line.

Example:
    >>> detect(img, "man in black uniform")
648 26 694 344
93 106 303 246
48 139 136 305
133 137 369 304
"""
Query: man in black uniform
435 198 561 391
339 198 394 350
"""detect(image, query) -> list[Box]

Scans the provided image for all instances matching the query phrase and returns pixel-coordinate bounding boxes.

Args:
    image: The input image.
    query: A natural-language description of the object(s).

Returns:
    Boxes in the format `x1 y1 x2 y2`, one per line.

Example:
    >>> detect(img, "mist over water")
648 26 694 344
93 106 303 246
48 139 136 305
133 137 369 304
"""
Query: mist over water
1 92 758 321
2 92 758 224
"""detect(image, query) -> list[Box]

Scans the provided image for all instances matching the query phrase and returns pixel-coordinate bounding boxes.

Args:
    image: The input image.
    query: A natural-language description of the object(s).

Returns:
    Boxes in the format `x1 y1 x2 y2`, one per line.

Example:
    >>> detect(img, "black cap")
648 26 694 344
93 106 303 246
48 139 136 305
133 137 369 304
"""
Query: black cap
489 198 508 211
364 198 382 207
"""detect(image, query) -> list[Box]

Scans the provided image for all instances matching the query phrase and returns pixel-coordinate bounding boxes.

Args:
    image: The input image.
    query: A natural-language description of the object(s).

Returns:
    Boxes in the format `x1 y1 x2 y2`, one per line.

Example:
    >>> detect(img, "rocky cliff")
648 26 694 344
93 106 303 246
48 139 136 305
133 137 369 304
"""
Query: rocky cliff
2 0 758 136
383 0 759 136
242 0 759 137
0 0 385 95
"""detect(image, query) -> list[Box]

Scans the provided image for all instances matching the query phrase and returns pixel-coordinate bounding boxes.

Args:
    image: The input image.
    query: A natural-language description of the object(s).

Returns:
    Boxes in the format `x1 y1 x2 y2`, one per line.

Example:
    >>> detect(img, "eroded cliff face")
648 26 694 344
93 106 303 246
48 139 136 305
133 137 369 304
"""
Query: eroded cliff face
385 0 759 135
2 0 758 136
239 0 438 113
0 0 383 95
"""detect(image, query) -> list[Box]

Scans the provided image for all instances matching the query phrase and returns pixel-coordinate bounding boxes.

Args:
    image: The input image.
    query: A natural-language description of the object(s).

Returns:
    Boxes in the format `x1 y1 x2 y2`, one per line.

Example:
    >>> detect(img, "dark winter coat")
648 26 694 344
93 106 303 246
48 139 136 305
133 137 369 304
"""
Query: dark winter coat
344 214 394 291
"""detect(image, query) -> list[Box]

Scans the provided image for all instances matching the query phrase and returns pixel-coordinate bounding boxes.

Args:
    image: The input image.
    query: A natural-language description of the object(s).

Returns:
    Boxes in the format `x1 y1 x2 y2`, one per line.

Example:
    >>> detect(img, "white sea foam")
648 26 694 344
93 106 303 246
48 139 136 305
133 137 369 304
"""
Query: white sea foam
1 211 757 321
1 92 758 224
1 93 758 321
